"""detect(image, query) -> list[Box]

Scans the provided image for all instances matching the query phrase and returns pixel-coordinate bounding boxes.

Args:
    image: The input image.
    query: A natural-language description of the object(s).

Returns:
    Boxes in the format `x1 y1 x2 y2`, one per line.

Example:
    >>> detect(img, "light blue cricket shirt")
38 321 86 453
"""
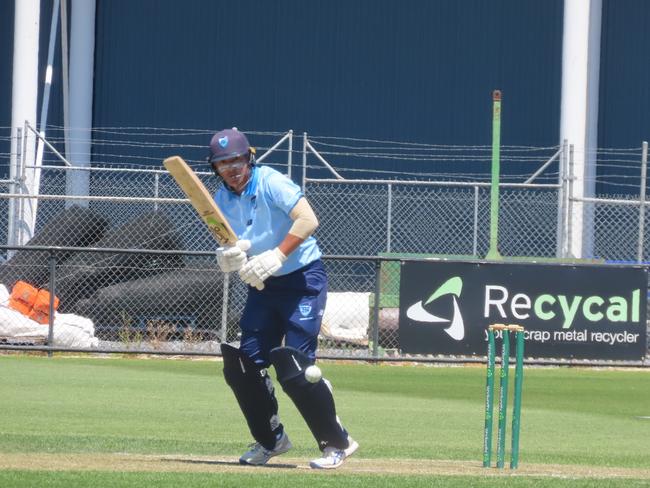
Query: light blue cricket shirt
214 166 322 276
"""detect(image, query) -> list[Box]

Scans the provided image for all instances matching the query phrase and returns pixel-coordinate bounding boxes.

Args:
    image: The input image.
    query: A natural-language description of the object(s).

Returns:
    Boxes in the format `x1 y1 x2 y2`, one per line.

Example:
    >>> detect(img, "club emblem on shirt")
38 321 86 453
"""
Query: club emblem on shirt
299 303 312 317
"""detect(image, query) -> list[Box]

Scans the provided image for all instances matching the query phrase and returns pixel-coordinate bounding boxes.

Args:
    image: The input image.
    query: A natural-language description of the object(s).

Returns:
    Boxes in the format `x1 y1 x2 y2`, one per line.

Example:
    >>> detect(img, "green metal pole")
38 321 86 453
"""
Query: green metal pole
482 328 496 467
486 90 503 260
510 328 525 469
371 259 381 358
496 327 510 468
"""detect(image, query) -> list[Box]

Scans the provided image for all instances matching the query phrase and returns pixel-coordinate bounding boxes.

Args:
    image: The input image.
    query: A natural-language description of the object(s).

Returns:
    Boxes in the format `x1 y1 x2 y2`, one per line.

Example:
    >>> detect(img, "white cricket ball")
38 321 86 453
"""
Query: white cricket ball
304 365 322 383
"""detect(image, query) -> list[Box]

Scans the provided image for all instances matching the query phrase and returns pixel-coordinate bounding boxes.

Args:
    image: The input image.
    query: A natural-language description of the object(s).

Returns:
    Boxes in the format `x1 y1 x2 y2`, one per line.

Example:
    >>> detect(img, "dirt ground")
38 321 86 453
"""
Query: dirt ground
1 453 649 479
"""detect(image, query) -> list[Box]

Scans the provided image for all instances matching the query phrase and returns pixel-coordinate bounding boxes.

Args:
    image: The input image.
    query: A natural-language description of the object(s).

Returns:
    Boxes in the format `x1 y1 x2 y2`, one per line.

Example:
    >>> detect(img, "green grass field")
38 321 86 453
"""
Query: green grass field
1 354 649 487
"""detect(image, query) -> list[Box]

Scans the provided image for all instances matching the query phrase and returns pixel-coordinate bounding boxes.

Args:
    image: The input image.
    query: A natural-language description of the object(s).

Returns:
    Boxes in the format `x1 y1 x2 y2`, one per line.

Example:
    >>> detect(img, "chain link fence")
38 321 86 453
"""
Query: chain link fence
307 183 561 258
0 127 648 359
0 247 393 358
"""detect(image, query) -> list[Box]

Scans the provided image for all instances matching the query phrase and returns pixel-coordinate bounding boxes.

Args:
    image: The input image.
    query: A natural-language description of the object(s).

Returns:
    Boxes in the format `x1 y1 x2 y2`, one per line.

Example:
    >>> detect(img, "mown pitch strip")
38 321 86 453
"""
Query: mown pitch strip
1 453 650 479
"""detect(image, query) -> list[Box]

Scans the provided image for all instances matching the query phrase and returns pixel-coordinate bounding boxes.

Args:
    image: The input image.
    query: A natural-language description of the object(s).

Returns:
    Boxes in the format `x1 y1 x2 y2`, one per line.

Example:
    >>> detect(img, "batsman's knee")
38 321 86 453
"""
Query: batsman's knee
270 346 315 386
269 346 348 450
222 343 261 384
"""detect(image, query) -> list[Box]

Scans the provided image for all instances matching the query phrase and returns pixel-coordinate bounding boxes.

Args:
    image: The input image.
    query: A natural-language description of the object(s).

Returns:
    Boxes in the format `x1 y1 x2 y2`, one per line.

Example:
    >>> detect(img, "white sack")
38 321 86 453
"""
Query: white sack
320 292 370 344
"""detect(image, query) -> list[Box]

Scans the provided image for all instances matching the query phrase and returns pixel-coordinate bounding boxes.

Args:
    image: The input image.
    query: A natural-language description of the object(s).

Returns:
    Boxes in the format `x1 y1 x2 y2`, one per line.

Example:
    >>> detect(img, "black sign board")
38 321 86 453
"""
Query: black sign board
398 261 647 360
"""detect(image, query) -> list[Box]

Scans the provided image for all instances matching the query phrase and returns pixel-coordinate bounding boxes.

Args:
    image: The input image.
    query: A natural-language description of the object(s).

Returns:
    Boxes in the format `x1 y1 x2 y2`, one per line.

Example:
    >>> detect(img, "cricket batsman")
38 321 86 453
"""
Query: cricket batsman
210 128 358 469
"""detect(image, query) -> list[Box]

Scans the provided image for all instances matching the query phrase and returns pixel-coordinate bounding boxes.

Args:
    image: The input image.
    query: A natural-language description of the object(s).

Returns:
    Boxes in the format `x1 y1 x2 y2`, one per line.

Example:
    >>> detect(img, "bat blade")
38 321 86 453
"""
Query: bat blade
163 156 238 246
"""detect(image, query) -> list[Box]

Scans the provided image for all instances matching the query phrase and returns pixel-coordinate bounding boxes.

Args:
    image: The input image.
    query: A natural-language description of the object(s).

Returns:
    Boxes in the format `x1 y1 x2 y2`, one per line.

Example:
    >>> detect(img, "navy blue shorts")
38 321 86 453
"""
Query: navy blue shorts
239 259 327 367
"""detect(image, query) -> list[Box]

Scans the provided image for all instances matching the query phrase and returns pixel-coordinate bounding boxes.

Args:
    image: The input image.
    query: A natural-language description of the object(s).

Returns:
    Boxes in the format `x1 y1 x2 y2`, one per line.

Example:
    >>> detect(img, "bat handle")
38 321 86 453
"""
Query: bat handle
236 239 251 252
235 240 265 290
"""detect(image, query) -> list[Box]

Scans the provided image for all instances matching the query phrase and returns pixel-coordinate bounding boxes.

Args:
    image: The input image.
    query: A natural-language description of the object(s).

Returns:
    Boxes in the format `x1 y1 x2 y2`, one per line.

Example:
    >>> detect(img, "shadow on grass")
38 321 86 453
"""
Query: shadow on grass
162 457 299 469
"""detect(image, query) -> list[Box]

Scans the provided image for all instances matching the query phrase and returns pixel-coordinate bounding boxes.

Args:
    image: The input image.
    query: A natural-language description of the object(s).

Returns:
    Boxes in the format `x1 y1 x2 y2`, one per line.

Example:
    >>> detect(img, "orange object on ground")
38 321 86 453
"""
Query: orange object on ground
28 289 60 325
9 281 39 307
6 282 59 324
8 281 39 315
31 289 60 313
8 298 33 315
28 309 50 324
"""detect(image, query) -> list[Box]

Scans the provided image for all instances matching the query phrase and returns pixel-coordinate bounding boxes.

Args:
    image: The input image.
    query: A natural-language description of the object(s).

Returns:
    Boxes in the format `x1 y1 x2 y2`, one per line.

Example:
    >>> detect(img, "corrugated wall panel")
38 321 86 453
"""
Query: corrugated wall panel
598 0 650 193
38 0 64 140
92 0 564 175
0 0 16 174
4 3 650 192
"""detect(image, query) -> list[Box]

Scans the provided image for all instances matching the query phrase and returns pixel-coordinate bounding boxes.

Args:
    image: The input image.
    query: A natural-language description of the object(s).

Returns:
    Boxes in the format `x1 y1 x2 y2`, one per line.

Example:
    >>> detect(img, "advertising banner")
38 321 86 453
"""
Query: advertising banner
398 261 647 360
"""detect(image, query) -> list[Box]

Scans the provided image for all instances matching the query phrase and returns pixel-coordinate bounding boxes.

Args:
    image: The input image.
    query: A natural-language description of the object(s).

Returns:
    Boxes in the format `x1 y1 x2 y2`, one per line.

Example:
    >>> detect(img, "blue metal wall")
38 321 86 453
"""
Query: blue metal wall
38 0 64 133
3 2 649 183
92 0 564 172
0 0 16 167
598 0 650 193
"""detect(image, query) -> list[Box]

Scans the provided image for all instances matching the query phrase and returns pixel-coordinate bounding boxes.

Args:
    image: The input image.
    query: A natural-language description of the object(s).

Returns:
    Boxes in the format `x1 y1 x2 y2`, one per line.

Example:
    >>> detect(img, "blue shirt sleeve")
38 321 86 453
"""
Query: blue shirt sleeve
265 169 302 214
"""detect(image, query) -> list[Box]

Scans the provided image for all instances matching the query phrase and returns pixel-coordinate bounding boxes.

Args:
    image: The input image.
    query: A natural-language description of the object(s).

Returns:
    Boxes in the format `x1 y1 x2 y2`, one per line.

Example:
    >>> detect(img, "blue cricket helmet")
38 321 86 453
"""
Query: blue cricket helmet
208 128 254 164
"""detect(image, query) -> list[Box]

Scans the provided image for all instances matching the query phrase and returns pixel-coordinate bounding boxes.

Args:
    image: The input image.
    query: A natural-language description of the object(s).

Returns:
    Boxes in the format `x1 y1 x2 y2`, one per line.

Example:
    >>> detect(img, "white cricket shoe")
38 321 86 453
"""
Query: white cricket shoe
239 431 292 465
309 437 359 469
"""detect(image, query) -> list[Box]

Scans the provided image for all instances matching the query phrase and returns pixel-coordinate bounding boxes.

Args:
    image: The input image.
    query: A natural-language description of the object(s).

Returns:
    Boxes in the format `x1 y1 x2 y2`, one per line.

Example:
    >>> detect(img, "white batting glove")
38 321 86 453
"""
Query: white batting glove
238 248 287 289
216 240 251 273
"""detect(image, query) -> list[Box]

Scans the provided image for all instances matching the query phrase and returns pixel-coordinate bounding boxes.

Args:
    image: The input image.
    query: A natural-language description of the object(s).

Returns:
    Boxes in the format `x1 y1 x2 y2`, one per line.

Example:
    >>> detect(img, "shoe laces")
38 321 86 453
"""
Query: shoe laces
246 442 270 454
322 446 344 461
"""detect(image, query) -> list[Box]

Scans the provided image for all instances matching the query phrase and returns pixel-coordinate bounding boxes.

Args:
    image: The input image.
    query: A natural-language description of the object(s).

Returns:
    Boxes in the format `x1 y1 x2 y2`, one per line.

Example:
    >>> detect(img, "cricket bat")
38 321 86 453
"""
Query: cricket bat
163 156 238 246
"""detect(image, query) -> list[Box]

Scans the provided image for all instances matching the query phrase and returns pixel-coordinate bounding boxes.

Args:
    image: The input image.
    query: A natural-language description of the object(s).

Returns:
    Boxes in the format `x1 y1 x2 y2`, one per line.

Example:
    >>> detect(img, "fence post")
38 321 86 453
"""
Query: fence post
47 251 57 357
556 140 567 258
568 144 575 257
7 127 22 256
371 259 381 359
287 130 293 179
17 121 29 245
302 132 307 192
387 183 393 253
153 172 160 213
486 90 502 260
637 141 648 263
473 185 479 257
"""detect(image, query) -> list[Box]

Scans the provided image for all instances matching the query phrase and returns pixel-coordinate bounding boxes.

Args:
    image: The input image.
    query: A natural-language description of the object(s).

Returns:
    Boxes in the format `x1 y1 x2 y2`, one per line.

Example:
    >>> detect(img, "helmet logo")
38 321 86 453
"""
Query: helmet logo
218 136 229 148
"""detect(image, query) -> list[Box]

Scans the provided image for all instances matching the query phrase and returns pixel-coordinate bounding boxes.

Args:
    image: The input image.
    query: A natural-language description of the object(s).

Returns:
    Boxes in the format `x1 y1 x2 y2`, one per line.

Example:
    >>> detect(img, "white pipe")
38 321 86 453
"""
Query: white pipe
61 0 71 161
66 0 96 207
32 0 62 233
10 0 40 246
584 0 602 259
560 0 602 259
